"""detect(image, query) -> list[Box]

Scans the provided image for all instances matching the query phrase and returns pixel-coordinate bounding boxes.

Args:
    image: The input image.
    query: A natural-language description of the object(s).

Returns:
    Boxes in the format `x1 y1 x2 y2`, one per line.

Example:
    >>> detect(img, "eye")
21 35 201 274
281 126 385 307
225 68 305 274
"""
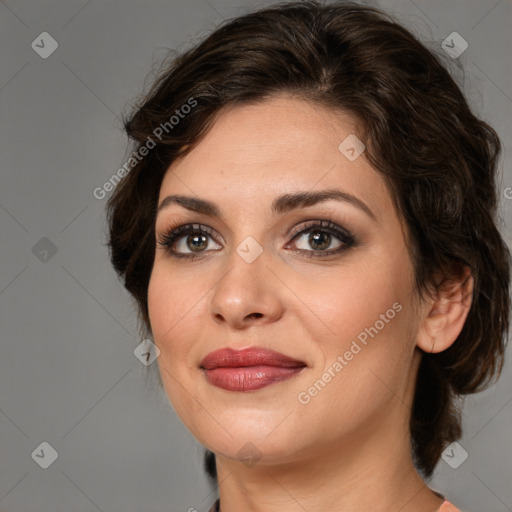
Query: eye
156 223 221 260
156 219 356 260
285 219 356 258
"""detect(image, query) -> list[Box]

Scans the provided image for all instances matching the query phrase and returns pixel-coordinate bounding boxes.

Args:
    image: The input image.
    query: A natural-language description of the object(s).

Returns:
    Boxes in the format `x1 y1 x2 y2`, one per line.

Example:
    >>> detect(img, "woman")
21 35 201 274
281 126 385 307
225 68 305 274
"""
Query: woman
106 1 510 511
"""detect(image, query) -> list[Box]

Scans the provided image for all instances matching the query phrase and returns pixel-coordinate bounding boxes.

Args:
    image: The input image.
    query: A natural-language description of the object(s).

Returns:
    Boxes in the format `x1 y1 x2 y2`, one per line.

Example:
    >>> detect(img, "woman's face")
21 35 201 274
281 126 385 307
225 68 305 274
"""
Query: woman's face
148 95 423 466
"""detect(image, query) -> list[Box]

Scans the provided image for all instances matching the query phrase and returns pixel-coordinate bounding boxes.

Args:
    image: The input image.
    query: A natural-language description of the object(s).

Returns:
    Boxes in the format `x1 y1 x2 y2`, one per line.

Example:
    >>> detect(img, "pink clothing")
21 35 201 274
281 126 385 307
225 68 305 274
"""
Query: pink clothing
438 499 462 511
209 497 462 511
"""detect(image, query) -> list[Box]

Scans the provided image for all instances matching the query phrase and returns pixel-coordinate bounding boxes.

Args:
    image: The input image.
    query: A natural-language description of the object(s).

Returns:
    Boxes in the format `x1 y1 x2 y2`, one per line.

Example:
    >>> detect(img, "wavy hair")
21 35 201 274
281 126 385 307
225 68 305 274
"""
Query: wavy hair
106 0 511 479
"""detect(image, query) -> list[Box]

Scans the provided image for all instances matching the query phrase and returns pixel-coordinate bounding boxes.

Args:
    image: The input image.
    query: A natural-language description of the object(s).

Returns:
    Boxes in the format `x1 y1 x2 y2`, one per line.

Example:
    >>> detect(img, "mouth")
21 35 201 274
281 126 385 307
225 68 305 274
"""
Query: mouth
199 346 307 392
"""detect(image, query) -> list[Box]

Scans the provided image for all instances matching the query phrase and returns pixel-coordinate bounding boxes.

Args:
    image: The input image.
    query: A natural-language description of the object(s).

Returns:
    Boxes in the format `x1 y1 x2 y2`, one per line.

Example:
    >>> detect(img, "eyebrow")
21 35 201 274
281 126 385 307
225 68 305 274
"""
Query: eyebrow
156 189 376 222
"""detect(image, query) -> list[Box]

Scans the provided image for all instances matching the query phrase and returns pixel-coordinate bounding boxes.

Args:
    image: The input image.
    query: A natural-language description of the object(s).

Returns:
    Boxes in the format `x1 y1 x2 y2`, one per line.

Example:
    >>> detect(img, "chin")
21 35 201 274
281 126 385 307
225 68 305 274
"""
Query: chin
202 432 305 468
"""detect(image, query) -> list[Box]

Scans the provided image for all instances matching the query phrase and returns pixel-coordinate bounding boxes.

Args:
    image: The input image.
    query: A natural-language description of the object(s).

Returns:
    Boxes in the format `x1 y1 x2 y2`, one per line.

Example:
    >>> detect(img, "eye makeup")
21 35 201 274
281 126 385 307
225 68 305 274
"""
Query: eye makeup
155 217 357 261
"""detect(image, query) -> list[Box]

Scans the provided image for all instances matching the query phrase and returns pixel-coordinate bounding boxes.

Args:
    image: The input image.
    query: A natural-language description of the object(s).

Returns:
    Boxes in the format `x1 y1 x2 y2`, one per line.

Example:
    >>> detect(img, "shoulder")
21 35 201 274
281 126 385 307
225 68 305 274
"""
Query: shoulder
206 498 464 511
438 499 463 512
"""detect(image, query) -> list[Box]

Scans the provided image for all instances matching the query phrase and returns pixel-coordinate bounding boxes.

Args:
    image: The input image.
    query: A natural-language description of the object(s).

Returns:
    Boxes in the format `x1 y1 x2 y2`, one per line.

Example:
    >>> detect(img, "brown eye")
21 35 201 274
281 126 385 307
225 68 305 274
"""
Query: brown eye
286 219 356 258
295 230 339 251
157 219 356 261
186 233 209 252
157 223 222 259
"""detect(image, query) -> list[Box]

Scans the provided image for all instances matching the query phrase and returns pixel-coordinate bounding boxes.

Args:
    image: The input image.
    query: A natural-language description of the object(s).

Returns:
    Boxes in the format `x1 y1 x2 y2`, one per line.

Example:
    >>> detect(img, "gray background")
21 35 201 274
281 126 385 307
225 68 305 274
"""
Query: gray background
1 0 511 511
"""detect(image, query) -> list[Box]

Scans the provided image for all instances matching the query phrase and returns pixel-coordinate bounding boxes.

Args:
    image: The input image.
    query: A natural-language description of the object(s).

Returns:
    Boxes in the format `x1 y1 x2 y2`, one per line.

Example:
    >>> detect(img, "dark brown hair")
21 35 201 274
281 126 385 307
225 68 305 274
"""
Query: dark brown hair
106 0 511 479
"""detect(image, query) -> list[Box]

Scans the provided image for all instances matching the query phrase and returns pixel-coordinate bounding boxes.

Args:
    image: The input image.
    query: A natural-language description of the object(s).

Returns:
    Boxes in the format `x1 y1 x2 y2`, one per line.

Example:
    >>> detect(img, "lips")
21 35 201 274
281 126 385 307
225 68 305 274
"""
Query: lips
200 347 307 392
200 347 306 369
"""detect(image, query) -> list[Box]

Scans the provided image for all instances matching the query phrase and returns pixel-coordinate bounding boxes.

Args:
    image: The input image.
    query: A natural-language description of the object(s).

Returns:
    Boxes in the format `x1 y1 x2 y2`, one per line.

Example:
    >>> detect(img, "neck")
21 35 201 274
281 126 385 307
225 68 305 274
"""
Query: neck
214 403 443 512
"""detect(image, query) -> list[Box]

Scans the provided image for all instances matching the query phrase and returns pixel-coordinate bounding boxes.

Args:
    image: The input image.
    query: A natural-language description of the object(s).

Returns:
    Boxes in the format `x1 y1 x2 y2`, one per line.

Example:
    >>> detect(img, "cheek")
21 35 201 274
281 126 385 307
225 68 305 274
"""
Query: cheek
147 270 173 341
147 268 206 417
292 251 416 408
294 257 407 344
147 267 204 357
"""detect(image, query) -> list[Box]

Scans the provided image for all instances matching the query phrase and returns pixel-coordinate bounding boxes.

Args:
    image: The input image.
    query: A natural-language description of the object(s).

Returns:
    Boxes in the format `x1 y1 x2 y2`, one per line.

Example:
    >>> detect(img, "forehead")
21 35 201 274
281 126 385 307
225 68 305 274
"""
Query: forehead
158 95 393 220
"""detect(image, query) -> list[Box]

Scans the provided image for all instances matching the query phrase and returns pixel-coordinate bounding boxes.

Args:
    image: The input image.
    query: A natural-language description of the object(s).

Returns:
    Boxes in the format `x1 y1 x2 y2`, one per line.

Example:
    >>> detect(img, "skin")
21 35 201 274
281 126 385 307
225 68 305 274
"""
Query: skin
148 95 473 512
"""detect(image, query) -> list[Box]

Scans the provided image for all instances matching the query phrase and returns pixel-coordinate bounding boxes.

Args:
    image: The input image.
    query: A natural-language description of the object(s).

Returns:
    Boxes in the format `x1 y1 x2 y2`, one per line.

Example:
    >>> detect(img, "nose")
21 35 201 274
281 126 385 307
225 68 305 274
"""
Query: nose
209 244 285 330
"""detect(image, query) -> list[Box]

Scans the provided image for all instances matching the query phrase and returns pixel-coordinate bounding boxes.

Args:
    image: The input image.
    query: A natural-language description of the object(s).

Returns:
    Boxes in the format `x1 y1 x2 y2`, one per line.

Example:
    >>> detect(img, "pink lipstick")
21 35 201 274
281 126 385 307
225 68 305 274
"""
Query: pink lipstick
200 347 306 391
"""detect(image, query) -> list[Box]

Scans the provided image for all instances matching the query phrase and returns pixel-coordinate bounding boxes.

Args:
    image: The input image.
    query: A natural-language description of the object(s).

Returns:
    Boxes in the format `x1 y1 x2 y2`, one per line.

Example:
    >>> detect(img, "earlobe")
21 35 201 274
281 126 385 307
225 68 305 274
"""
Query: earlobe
416 265 474 354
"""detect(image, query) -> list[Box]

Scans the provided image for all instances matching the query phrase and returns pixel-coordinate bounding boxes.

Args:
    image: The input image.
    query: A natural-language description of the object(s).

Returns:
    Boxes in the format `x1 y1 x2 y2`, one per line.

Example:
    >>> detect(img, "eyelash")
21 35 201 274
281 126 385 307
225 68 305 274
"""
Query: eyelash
156 219 357 261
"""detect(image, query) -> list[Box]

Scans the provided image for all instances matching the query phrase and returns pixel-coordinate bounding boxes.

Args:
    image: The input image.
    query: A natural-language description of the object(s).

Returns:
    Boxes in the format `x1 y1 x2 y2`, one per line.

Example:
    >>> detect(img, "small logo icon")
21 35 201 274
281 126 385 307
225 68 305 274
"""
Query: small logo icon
441 441 468 469
236 236 263 263
236 442 262 467
31 32 59 59
441 32 468 59
338 134 366 161
32 237 58 262
134 338 160 366
31 442 58 469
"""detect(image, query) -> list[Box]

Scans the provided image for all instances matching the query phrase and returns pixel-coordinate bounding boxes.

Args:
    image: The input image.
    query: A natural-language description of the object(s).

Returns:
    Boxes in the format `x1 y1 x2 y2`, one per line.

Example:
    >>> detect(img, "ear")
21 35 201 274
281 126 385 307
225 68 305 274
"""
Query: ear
416 265 474 354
